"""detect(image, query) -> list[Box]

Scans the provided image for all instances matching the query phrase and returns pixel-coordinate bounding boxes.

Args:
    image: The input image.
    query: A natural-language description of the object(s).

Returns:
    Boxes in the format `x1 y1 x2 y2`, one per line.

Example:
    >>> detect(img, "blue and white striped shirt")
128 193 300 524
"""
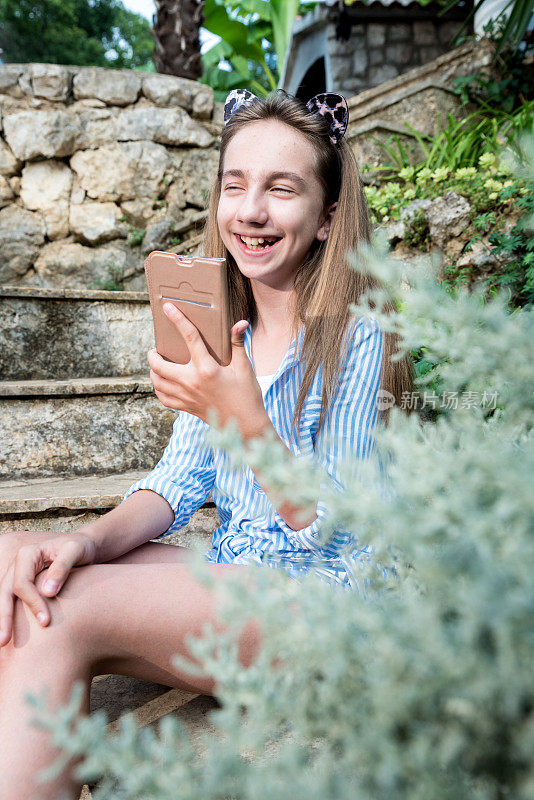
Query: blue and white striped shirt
122 314 384 592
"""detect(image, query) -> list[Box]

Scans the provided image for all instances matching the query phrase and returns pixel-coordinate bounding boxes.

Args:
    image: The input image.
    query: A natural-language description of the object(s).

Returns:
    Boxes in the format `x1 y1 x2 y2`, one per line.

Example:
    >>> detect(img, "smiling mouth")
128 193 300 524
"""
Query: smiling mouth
234 234 282 253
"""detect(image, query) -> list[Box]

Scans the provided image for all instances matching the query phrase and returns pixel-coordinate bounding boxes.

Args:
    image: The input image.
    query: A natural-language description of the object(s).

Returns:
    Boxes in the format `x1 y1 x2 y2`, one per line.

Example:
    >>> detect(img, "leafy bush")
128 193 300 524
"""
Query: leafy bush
25 136 534 800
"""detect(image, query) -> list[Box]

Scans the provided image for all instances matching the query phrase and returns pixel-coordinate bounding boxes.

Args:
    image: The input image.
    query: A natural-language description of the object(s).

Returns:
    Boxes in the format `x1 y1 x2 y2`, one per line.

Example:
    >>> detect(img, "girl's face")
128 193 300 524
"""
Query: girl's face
217 119 336 290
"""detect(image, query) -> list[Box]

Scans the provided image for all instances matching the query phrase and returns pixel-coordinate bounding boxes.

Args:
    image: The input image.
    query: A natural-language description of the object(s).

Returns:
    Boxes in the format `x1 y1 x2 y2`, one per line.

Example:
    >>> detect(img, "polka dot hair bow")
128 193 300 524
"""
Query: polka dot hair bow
223 89 349 146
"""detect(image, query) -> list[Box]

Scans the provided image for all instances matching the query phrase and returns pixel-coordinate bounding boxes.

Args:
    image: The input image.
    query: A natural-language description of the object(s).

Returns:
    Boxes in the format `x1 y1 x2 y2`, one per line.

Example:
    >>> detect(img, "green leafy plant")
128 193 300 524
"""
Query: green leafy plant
364 150 528 225
451 17 534 114
86 264 125 292
403 207 430 250
126 225 146 247
368 100 534 178
200 0 318 100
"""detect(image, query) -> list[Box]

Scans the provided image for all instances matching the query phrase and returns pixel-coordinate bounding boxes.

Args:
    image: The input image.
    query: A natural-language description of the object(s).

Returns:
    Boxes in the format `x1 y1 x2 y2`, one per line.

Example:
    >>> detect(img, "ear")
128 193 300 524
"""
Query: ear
316 202 338 242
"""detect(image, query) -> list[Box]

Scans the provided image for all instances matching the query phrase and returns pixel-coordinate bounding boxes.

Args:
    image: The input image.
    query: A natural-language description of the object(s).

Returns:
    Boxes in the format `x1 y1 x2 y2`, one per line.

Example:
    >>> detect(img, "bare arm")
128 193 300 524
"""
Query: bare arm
76 489 175 564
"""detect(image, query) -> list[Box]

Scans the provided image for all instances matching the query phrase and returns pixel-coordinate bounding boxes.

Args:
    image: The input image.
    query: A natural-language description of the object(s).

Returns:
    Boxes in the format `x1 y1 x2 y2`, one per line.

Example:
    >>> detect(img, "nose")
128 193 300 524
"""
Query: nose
235 187 269 226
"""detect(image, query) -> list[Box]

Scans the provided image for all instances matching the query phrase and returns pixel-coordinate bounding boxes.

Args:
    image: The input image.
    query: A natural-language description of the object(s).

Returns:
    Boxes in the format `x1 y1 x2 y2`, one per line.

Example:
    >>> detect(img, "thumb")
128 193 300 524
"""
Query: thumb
231 320 248 348
41 538 91 596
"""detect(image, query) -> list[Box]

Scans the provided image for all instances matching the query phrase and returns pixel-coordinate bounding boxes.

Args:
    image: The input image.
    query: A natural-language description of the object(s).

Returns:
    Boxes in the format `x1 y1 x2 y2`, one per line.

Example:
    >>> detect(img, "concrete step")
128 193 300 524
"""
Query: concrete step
0 471 219 548
0 375 177 481
0 286 154 381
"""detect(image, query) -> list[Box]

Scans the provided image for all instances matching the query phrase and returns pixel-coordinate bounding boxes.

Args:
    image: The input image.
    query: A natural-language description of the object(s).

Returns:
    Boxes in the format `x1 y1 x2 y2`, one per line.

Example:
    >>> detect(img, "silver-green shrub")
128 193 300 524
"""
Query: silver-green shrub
25 135 534 800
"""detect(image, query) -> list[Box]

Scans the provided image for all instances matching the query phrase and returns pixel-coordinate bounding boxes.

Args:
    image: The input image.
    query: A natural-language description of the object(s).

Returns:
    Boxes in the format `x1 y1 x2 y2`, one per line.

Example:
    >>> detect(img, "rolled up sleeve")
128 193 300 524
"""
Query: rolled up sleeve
121 411 216 538
272 317 384 550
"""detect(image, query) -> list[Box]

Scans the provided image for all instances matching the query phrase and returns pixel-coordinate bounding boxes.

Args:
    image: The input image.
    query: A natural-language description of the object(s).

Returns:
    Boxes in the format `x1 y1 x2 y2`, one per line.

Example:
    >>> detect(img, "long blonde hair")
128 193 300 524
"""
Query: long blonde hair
202 89 414 445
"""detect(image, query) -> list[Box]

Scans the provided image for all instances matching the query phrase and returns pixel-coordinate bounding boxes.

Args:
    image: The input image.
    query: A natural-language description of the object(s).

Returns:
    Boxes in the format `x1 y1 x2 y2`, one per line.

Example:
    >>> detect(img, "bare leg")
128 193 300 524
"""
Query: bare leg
0 544 263 800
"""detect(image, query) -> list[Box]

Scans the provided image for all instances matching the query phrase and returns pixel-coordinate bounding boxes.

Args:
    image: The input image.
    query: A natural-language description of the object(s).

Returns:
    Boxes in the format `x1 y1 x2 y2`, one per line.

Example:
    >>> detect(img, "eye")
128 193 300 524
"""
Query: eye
272 187 294 194
223 185 242 191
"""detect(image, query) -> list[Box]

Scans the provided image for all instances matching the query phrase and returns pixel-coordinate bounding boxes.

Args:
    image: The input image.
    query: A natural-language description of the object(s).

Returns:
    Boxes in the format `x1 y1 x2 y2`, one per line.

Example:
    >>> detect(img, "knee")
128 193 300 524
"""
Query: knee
5 568 85 657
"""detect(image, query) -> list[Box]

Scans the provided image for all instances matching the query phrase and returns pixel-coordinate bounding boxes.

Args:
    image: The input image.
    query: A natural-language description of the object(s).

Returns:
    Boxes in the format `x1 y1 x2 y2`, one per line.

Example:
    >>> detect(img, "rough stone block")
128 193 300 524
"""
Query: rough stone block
33 238 141 289
0 205 46 282
116 106 214 147
142 74 213 120
0 65 24 94
367 23 386 47
30 63 72 102
70 141 169 203
142 73 194 109
76 106 119 148
425 191 471 249
3 109 82 160
0 384 176 480
353 49 369 75
73 67 142 106
70 201 127 245
368 64 399 86
386 43 413 66
388 23 411 42
192 88 214 120
413 21 438 45
167 147 218 209
20 160 73 240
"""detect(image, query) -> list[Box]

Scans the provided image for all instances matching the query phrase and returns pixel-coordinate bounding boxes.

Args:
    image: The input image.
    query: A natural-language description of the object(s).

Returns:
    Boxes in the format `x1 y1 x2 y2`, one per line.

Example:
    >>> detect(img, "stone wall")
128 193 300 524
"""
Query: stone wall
0 63 224 291
328 19 465 97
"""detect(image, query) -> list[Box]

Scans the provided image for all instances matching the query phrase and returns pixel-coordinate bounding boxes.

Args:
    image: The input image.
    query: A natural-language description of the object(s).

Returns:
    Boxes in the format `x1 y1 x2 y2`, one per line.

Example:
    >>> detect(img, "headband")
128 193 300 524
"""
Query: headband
223 89 349 146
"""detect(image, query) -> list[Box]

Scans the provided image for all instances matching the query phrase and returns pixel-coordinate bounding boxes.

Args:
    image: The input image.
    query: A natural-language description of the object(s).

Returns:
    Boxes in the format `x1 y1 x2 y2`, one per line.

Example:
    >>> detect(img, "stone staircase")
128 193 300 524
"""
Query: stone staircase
0 284 218 538
0 284 221 799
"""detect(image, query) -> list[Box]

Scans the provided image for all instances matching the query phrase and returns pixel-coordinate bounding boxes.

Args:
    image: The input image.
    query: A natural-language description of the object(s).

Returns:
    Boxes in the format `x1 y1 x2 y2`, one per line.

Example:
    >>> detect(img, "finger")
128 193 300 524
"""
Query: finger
162 303 212 367
147 347 189 383
38 539 87 596
0 562 16 646
154 387 182 410
150 369 185 404
11 545 53 627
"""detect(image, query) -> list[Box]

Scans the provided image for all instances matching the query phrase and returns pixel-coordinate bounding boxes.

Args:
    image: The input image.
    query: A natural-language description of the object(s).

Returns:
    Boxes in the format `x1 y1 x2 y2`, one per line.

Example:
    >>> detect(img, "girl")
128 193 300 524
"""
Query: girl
0 89 413 800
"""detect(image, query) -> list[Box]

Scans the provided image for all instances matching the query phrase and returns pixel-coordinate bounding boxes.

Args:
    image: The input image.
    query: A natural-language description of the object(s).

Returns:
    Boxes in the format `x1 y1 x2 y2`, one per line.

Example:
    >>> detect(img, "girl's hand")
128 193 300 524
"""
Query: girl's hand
0 532 97 647
147 304 269 439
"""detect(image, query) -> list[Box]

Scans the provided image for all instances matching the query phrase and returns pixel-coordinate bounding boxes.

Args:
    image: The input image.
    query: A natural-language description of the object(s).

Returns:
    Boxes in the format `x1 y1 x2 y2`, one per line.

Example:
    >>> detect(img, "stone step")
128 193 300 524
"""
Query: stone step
0 470 149 516
0 286 154 380
0 375 178 481
0 471 219 548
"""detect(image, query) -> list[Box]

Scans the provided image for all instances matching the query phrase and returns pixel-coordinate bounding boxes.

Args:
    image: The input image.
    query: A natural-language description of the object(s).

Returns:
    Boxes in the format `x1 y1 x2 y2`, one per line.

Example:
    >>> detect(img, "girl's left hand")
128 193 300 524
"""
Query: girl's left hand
147 303 268 439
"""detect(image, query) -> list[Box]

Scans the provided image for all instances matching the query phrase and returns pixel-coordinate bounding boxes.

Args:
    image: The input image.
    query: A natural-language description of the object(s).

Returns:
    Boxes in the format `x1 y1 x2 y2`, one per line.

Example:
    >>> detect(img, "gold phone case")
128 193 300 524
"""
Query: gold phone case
144 251 232 366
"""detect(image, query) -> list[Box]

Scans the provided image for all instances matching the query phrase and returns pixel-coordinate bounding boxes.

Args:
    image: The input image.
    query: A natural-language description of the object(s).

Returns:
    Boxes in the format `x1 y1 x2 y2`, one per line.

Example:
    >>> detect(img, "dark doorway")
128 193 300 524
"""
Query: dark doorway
296 57 326 102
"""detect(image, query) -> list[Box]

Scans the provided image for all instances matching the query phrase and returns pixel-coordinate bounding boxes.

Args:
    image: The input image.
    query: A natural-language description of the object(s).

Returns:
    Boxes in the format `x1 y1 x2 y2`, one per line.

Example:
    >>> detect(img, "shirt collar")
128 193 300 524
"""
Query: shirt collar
244 316 304 381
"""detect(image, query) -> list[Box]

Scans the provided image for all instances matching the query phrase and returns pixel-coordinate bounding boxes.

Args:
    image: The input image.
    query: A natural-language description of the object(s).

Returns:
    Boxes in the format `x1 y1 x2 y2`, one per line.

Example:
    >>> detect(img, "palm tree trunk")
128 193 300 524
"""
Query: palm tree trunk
153 0 206 80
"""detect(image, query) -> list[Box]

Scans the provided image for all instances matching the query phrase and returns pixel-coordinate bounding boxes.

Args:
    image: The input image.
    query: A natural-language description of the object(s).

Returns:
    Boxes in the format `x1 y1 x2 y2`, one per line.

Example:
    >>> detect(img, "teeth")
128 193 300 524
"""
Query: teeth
240 235 278 247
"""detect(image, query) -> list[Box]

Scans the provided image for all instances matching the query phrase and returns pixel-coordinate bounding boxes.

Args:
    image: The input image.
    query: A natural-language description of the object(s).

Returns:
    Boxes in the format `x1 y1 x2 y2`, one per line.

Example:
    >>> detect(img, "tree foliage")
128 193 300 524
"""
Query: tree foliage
200 0 317 100
0 0 155 70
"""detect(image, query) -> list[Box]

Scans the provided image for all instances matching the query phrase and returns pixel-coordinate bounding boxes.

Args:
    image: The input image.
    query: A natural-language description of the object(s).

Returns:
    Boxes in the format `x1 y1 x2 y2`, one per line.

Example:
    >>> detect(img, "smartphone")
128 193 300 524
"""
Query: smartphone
144 250 232 366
